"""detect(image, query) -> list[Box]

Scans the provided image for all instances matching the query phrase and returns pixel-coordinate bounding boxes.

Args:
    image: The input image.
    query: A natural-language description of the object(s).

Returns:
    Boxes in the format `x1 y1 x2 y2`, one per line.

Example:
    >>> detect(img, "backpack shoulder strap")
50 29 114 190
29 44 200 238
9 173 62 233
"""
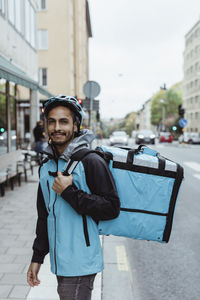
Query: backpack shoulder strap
63 148 96 175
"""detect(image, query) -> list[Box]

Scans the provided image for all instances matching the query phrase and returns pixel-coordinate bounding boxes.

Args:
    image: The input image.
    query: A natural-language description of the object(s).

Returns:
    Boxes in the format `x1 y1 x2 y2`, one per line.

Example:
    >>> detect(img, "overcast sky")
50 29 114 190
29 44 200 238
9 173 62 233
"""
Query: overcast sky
88 0 200 119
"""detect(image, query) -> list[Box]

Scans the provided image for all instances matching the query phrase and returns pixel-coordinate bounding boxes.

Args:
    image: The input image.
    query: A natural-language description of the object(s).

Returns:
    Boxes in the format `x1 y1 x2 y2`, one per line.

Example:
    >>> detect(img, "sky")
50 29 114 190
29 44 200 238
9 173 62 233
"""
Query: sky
88 0 200 119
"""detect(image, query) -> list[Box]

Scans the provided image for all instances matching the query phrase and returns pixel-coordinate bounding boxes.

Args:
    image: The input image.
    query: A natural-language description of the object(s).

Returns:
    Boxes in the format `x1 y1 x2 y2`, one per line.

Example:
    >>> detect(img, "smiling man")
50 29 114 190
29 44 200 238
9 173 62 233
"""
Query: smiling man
27 95 120 300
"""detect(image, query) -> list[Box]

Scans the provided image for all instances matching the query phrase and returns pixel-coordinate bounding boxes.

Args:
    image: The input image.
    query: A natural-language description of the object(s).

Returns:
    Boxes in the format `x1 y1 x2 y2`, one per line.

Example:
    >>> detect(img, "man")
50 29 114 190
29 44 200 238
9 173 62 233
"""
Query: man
33 120 45 154
27 95 120 300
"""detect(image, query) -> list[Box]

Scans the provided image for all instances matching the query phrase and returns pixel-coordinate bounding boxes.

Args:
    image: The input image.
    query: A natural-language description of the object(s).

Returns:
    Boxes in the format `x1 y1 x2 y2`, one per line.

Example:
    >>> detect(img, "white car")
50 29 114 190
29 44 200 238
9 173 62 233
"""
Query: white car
109 131 128 146
178 132 200 144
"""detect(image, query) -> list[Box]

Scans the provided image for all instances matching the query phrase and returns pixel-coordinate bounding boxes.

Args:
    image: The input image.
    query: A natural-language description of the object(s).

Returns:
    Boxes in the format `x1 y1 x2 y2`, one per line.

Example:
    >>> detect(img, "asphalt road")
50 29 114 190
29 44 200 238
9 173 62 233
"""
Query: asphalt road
124 140 200 300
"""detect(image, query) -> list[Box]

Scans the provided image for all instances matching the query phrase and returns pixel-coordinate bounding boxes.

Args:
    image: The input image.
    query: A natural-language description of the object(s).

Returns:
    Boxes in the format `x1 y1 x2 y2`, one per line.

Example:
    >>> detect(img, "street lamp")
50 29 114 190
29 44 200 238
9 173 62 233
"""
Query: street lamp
160 99 165 131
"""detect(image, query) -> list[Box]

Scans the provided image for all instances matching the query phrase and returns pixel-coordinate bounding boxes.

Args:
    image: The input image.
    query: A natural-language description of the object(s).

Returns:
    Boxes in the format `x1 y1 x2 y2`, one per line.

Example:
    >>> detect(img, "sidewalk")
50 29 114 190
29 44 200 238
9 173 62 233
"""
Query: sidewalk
0 166 134 300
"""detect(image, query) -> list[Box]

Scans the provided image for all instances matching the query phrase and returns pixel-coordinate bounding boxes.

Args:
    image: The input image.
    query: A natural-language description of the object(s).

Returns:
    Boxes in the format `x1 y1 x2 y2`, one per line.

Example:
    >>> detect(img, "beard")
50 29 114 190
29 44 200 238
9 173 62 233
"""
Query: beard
50 130 75 147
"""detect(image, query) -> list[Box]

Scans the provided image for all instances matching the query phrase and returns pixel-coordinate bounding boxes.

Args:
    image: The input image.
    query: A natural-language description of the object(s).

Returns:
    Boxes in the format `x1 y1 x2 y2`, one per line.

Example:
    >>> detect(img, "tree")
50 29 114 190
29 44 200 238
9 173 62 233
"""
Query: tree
151 88 182 130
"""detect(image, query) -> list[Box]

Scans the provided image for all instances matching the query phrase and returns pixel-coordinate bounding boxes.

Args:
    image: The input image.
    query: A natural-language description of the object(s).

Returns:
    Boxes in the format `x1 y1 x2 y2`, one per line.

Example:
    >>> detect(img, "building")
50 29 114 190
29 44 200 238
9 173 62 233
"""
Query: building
0 0 51 155
37 0 92 98
183 19 200 133
136 99 152 131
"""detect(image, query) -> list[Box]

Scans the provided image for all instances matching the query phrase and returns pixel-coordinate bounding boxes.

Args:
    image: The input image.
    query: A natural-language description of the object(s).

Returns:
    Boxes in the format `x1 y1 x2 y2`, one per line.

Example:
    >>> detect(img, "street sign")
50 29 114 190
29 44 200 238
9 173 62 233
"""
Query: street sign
83 81 101 99
83 98 99 111
179 118 187 128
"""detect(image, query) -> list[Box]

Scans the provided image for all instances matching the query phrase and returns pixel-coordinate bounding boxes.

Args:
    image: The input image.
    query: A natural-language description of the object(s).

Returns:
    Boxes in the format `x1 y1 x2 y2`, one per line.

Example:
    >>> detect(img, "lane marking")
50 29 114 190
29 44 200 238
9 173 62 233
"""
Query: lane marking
184 161 200 172
194 174 200 180
116 245 129 271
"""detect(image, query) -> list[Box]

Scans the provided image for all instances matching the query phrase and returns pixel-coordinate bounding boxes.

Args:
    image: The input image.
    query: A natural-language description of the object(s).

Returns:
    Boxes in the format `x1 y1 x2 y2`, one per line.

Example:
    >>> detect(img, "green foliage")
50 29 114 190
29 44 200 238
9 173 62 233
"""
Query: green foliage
120 112 136 136
151 88 182 129
102 111 136 137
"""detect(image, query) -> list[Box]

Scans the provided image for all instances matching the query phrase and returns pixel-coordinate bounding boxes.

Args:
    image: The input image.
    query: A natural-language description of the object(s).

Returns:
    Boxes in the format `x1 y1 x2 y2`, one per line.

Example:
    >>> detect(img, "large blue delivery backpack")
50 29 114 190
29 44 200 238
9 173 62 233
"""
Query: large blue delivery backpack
66 145 184 243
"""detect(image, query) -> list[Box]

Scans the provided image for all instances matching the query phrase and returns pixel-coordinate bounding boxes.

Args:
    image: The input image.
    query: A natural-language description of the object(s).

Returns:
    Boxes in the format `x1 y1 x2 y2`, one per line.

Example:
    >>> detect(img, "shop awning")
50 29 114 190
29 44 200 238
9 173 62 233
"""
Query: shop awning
0 55 52 98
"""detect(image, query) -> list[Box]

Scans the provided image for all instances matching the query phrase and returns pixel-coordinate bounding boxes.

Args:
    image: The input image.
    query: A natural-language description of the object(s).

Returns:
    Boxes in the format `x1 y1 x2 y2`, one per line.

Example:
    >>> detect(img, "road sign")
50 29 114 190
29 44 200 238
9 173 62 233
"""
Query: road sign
179 118 187 128
83 81 101 99
83 98 99 111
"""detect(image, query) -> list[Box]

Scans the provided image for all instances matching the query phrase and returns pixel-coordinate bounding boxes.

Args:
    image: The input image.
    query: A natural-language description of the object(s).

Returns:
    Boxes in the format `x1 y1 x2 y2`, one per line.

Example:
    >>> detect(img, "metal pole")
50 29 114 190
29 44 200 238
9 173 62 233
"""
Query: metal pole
6 81 11 153
162 105 165 131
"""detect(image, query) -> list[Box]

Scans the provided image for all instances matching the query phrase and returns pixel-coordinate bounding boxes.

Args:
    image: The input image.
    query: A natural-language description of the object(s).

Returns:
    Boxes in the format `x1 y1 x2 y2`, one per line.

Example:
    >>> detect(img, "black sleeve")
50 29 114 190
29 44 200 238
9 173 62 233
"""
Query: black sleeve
31 183 49 264
61 153 120 221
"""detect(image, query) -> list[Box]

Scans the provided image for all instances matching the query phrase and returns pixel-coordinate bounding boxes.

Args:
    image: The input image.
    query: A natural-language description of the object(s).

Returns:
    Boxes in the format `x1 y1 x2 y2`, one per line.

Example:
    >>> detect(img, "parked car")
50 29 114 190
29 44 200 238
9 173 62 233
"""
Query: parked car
159 132 173 143
0 130 16 146
109 131 128 146
178 132 200 144
135 130 155 145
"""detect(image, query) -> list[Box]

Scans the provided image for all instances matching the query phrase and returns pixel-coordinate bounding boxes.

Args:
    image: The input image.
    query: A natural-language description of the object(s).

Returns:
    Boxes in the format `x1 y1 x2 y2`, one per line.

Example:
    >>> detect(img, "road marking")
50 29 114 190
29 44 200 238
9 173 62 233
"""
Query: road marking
184 161 200 172
194 174 200 180
116 245 129 271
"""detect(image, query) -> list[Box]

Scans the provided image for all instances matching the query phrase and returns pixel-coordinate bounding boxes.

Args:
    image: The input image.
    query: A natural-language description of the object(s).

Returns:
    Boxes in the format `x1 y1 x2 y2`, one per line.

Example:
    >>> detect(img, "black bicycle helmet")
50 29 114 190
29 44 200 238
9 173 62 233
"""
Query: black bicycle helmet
43 95 83 129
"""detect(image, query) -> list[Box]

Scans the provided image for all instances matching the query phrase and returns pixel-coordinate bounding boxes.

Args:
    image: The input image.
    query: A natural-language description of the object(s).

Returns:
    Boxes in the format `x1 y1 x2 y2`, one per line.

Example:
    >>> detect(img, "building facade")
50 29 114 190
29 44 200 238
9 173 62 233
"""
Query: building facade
183 20 200 133
0 0 51 155
37 0 92 98
136 99 152 131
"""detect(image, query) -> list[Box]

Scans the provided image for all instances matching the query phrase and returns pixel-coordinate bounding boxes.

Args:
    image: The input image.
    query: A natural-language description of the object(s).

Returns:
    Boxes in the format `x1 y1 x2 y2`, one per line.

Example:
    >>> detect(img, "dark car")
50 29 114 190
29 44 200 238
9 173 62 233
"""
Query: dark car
135 130 155 145
159 132 173 143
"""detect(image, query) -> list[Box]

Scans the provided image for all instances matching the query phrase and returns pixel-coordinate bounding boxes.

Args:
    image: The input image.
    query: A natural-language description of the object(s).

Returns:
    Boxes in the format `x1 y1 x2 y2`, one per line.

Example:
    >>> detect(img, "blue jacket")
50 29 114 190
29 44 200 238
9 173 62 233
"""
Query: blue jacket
32 130 120 276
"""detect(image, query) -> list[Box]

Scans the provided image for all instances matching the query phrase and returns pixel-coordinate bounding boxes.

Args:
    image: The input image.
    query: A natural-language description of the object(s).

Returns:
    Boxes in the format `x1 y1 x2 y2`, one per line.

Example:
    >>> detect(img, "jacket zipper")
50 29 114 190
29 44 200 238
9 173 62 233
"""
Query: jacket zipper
53 160 58 274
47 180 50 212
82 215 90 246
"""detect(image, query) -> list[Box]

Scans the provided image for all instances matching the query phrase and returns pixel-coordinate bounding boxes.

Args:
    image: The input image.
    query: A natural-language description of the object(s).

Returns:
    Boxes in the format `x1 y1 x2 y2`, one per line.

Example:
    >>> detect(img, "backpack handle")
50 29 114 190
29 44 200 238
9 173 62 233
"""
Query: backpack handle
127 144 159 164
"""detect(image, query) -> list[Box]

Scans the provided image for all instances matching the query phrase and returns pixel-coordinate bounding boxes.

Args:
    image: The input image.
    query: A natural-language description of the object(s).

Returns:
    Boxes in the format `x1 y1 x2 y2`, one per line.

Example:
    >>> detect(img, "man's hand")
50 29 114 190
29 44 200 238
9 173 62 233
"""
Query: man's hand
27 262 41 287
52 172 73 195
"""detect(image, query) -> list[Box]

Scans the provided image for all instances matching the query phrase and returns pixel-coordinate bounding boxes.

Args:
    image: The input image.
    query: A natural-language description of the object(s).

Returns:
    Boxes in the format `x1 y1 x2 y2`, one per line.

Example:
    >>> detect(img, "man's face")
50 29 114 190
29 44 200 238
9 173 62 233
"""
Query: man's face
47 106 77 148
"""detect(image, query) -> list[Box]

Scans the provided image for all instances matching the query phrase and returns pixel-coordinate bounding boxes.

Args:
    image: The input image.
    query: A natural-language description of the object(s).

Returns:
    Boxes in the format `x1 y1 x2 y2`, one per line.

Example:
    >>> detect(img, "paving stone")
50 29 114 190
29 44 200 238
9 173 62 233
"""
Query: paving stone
0 254 16 263
17 234 35 242
0 285 13 297
9 285 30 299
13 254 32 264
0 274 27 285
6 248 32 255
0 248 7 254
0 264 25 273
0 234 18 241
1 239 26 248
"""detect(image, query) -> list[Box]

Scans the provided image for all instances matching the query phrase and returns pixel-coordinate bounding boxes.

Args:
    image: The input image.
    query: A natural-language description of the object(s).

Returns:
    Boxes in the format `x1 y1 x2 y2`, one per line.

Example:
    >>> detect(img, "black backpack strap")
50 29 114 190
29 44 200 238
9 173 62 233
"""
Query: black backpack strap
63 148 97 176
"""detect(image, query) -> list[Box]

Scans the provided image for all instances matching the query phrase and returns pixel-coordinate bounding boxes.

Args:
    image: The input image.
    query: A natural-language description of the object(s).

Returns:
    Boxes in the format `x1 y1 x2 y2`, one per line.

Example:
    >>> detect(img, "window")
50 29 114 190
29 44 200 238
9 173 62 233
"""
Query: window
38 29 48 50
15 0 23 33
30 5 36 48
195 112 198 120
8 0 15 25
0 0 5 15
39 0 47 10
25 1 31 43
39 68 48 87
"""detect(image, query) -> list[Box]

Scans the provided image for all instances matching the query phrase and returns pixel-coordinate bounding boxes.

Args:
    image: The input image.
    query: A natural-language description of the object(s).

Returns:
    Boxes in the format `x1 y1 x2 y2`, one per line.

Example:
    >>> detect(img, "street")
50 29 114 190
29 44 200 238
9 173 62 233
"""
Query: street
102 139 200 300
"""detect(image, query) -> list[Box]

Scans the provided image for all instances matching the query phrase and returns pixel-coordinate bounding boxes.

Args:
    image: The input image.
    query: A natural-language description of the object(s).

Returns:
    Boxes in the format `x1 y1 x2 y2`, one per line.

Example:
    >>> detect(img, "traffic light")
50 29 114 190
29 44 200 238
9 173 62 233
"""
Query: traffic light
172 126 177 131
178 104 185 117
0 127 5 133
77 98 83 107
